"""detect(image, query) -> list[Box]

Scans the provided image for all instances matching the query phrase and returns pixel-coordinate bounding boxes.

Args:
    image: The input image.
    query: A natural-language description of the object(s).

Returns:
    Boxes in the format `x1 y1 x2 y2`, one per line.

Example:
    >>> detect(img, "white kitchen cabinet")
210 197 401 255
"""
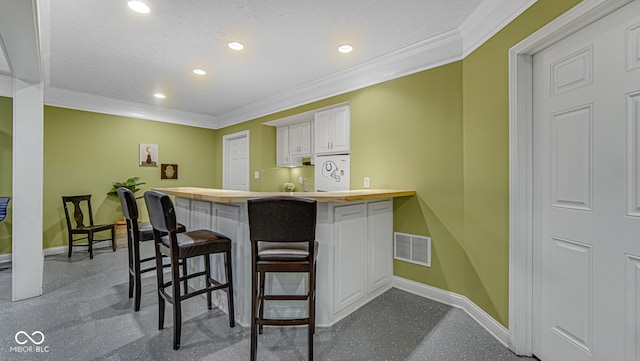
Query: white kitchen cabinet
276 126 301 167
367 200 393 294
289 121 312 156
333 203 367 314
331 199 393 318
314 104 350 155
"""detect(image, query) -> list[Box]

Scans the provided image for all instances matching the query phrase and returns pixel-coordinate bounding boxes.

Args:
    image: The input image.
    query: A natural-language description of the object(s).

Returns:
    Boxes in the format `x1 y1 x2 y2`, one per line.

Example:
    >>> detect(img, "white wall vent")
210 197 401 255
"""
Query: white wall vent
394 232 431 267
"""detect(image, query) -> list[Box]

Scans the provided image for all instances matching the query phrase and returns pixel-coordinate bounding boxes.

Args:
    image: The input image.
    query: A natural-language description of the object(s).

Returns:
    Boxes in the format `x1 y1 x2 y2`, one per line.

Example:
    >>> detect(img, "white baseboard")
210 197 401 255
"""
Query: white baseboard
393 276 510 349
0 242 115 262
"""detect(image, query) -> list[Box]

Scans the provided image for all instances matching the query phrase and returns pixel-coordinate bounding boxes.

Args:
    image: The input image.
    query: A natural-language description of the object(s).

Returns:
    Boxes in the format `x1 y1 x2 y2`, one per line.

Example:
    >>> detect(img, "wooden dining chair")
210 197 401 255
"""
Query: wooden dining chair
62 195 115 259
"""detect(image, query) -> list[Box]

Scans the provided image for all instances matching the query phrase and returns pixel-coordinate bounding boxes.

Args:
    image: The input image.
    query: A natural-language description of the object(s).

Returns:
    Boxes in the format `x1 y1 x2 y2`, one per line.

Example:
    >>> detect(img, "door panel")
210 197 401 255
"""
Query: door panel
549 237 592 354
628 91 640 217
550 105 593 211
533 2 640 360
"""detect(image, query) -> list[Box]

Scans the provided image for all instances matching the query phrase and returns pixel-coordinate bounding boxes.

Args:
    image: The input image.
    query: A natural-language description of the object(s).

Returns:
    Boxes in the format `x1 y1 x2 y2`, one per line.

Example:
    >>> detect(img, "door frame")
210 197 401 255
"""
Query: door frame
222 130 250 190
508 0 633 355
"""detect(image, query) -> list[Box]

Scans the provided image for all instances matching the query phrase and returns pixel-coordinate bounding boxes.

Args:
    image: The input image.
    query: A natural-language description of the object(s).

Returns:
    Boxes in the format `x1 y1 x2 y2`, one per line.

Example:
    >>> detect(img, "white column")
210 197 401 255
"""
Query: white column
0 0 45 301
12 79 44 301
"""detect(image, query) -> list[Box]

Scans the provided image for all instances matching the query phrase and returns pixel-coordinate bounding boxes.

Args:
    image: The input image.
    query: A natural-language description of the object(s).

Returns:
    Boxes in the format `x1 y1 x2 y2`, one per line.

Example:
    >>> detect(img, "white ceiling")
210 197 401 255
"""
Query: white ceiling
33 0 534 129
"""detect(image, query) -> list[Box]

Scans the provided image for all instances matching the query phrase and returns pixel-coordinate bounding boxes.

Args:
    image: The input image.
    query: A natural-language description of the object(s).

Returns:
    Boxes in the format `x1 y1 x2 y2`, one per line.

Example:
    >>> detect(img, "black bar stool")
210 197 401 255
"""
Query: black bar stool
247 196 318 361
117 187 187 311
144 190 235 350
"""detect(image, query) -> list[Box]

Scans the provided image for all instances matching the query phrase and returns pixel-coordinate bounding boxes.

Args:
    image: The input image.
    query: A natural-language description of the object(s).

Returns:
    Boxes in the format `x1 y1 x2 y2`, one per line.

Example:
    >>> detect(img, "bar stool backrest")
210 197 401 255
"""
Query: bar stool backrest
144 190 178 234
247 196 317 242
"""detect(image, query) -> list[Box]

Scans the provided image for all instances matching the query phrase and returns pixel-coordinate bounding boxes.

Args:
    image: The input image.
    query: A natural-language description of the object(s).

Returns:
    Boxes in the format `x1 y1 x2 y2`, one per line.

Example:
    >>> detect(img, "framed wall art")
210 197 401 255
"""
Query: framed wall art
139 144 158 166
161 164 178 179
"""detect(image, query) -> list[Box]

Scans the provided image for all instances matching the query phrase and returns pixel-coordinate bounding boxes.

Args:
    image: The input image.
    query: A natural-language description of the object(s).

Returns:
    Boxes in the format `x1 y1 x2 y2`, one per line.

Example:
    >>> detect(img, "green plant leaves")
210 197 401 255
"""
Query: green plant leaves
107 177 146 195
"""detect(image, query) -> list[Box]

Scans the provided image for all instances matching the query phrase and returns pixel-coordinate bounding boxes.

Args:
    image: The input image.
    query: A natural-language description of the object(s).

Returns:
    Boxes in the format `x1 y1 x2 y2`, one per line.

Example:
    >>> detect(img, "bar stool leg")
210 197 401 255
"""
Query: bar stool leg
225 249 236 327
171 252 182 350
205 255 212 309
250 259 258 361
258 271 266 334
182 260 188 295
308 263 316 361
154 243 166 330
127 222 134 299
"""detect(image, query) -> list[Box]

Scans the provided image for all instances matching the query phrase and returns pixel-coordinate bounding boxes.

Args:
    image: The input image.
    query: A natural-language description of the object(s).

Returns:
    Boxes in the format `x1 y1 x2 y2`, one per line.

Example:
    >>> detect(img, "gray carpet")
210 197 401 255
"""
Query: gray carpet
0 247 536 360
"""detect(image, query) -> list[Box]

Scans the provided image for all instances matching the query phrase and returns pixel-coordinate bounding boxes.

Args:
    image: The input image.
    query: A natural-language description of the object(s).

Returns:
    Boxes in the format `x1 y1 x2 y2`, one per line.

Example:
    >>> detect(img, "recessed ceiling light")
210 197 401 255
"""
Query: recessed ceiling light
154 93 166 99
228 41 244 51
128 1 150 14
193 69 207 75
338 44 353 53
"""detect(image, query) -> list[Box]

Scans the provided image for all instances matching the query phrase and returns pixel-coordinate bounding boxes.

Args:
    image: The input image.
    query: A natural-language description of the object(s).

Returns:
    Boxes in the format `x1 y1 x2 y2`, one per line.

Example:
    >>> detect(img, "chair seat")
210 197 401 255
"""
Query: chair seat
160 229 231 259
257 241 319 261
139 222 186 242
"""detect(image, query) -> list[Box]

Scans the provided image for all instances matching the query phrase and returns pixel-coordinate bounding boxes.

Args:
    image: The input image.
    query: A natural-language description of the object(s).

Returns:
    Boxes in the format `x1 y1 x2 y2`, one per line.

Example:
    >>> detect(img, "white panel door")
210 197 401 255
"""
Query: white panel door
533 2 640 360
223 131 249 191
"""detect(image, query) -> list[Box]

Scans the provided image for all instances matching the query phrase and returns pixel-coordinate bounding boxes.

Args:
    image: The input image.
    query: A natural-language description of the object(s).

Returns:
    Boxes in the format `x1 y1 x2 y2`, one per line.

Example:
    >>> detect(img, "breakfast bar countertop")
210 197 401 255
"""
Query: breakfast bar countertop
154 187 416 203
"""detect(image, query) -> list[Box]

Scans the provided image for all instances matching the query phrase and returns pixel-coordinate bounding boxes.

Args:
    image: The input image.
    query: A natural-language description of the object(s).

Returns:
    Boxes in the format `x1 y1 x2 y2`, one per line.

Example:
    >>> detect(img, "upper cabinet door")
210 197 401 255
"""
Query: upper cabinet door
314 104 350 155
289 121 312 156
331 105 350 153
314 109 332 154
276 126 290 166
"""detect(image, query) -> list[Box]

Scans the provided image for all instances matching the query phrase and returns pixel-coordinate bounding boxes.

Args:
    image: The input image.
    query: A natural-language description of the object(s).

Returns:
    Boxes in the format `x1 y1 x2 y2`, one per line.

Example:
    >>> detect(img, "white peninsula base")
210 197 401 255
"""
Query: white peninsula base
173 197 395 327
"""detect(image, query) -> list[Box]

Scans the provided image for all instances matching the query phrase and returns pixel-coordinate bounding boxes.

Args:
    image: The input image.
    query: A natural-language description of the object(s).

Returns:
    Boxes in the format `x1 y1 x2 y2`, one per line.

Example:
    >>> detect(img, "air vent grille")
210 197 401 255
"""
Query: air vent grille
394 232 431 267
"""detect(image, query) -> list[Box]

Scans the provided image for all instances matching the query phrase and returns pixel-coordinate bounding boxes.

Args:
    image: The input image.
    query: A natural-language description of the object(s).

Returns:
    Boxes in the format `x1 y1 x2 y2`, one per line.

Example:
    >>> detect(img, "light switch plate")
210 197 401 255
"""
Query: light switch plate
254 171 260 179
364 177 370 189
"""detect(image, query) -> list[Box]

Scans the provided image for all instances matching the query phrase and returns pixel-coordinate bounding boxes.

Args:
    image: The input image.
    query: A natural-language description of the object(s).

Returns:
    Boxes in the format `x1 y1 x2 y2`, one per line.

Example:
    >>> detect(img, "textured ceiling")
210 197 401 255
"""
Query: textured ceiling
46 0 483 126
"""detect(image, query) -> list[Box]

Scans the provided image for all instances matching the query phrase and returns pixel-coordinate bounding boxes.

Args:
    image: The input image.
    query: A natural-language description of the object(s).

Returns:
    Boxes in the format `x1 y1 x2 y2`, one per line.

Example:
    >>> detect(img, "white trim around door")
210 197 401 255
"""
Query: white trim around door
508 0 634 355
222 130 250 191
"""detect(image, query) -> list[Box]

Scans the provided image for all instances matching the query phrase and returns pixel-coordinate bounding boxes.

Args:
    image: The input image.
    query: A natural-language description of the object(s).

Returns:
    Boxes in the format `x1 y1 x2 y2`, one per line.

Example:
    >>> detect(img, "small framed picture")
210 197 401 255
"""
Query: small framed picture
140 144 158 166
161 164 178 179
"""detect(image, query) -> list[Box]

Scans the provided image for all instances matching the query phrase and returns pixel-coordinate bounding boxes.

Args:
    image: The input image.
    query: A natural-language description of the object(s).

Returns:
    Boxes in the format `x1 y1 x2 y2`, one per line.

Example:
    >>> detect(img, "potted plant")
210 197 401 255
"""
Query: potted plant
109 177 145 248
108 177 146 198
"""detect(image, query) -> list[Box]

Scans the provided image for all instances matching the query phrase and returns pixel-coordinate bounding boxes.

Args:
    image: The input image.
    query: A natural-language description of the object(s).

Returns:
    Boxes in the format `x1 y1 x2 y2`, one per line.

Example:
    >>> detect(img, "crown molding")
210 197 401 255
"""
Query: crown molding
215 29 463 128
460 0 537 58
45 87 217 129
6 0 534 129
215 0 535 128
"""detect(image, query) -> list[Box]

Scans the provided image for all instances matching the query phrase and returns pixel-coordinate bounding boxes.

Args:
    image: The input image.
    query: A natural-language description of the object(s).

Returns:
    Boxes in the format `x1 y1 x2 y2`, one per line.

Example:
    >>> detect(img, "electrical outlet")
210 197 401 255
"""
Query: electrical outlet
299 177 304 184
254 171 260 179
364 177 370 189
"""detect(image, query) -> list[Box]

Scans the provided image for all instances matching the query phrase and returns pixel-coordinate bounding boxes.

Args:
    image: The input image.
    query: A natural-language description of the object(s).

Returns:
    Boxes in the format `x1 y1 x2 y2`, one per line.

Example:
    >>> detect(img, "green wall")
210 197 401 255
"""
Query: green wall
0 97 12 254
460 0 581 327
213 0 582 327
42 106 217 249
0 0 583 328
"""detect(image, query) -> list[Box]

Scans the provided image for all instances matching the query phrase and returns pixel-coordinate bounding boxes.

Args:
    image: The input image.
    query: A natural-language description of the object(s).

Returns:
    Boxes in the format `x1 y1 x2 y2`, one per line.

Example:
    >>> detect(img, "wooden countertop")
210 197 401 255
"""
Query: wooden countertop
154 187 416 203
